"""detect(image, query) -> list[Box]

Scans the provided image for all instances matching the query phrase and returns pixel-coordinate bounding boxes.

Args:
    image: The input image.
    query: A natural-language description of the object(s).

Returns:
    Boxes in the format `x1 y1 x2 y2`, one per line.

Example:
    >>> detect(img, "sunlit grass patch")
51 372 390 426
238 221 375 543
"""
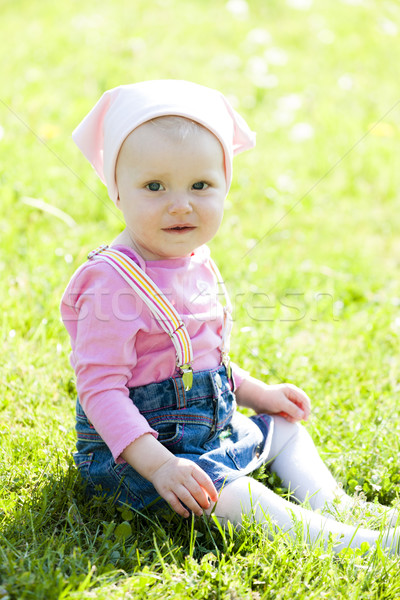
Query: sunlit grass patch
1 0 400 597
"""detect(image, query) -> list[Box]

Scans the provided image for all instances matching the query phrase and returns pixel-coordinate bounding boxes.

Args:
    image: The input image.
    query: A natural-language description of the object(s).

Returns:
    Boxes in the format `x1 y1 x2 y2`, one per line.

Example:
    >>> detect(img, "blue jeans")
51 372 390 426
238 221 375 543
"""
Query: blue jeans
74 366 273 513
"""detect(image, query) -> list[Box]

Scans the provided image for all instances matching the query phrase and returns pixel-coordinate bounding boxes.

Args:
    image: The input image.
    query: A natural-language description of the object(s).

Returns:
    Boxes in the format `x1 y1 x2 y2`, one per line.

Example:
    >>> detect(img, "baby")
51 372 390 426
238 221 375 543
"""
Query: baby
61 80 398 554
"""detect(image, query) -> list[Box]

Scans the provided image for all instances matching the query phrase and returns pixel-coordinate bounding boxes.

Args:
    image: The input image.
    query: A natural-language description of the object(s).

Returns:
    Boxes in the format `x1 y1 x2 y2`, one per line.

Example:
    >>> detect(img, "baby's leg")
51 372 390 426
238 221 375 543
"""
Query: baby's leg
267 416 349 510
267 417 398 526
208 476 399 555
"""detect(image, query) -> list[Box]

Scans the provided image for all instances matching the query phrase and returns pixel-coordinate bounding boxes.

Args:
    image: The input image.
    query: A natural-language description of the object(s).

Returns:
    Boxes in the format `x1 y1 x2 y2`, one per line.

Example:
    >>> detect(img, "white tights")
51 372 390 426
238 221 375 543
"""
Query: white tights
207 417 399 554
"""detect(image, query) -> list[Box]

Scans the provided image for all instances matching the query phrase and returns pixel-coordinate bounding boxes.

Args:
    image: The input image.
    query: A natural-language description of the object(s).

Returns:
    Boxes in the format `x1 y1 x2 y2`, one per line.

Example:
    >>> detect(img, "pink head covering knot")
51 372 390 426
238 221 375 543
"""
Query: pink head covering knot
72 79 256 203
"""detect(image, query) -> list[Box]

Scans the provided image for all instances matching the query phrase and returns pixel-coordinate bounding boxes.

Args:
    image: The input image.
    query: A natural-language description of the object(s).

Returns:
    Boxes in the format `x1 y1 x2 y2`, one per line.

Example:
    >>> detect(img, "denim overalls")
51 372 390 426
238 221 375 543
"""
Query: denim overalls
73 247 273 513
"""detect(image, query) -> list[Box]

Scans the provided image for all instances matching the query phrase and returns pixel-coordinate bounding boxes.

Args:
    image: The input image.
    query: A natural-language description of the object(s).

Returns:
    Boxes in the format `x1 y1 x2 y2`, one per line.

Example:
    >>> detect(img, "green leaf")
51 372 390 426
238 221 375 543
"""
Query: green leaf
114 521 132 540
120 508 134 521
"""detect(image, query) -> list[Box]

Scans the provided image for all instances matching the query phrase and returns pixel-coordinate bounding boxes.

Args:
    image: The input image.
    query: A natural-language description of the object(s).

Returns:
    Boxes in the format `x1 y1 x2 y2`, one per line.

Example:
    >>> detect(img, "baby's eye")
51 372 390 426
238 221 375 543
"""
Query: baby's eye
192 182 209 190
146 182 164 192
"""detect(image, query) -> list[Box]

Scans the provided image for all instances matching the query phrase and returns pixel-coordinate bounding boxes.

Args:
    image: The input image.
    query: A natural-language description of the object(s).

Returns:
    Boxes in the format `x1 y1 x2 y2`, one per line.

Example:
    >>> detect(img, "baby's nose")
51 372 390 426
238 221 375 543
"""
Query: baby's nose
168 193 192 214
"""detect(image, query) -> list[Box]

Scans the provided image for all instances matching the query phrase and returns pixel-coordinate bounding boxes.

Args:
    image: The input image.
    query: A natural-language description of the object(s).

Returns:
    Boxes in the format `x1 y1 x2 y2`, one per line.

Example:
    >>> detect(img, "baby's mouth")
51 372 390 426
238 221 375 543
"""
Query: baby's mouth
164 224 195 232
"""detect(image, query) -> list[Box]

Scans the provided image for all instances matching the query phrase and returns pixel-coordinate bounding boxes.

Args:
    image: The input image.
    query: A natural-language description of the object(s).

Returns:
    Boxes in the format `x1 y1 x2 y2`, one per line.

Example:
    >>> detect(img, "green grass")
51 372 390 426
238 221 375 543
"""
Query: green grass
1 0 400 597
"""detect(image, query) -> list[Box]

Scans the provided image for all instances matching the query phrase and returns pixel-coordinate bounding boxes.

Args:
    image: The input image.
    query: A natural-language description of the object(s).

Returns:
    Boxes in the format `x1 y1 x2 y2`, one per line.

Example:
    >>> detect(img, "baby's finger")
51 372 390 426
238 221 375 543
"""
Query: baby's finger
191 465 218 502
164 490 190 518
278 413 297 423
279 397 305 421
174 484 204 517
185 478 214 510
286 385 311 419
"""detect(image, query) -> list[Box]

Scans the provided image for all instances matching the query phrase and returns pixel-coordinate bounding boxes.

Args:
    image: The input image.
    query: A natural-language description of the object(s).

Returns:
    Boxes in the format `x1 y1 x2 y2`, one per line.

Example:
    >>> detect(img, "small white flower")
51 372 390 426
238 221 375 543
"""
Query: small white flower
276 173 296 193
334 300 344 313
245 28 272 46
246 238 257 249
226 0 249 18
0 125 4 141
379 18 398 36
9 330 16 339
277 94 303 112
338 74 354 90
264 187 278 200
273 111 291 126
290 122 315 142
246 57 278 88
298 356 309 366
247 56 268 77
25 67 42 82
264 47 288 66
274 94 302 126
391 317 400 332
130 37 147 54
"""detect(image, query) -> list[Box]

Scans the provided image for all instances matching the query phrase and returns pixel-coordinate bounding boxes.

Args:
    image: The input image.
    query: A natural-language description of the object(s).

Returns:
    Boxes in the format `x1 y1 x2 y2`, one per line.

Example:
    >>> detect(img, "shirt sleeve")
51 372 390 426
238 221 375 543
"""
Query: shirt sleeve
60 259 158 462
230 361 249 390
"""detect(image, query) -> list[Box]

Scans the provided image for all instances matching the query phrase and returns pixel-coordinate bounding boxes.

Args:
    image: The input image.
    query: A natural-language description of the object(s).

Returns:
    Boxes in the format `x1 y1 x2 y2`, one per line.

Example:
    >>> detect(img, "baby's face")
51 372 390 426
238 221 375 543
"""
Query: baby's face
115 120 226 260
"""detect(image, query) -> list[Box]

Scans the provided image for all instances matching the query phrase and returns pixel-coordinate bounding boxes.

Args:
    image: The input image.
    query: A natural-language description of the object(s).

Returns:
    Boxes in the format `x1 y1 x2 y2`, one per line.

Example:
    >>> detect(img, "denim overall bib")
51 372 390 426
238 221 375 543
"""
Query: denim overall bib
73 247 273 513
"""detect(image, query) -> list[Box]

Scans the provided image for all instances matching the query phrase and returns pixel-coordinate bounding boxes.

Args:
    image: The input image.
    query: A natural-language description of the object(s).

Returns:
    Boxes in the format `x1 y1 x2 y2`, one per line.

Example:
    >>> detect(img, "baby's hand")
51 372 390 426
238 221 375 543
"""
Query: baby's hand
149 456 218 518
262 383 311 423
235 376 311 422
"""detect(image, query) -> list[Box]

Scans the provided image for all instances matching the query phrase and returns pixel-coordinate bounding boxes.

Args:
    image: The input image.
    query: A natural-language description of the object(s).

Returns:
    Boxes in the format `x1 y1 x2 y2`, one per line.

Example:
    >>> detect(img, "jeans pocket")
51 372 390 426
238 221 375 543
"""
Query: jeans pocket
224 413 264 471
226 445 258 470
73 451 94 475
150 418 184 446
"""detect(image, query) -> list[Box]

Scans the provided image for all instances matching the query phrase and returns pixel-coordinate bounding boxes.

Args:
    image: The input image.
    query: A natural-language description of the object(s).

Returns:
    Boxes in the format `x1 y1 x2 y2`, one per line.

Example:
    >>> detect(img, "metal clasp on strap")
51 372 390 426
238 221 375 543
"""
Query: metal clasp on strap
87 244 109 259
180 363 193 391
221 352 232 380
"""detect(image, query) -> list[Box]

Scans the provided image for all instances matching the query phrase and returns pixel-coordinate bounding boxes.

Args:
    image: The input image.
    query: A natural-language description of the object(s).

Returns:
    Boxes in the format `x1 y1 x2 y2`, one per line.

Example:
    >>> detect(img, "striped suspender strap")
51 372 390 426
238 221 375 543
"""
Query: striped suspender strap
87 245 194 390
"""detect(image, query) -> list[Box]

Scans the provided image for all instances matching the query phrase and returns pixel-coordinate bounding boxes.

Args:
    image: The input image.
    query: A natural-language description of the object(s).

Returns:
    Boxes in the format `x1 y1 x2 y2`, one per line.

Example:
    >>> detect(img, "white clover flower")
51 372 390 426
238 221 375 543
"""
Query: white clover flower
338 74 354 90
245 28 272 46
378 18 398 37
226 0 249 18
264 47 288 66
290 122 315 142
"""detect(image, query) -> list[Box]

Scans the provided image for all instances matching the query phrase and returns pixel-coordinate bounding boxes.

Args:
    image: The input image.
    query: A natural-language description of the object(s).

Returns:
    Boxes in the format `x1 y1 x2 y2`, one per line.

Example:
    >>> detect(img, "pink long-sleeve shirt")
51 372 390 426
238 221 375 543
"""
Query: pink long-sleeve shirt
61 244 247 461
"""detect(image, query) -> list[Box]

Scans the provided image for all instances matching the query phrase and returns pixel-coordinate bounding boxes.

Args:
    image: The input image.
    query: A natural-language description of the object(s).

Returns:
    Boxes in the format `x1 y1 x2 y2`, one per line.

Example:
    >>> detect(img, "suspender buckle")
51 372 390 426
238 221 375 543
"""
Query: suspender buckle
221 352 232 380
180 364 193 391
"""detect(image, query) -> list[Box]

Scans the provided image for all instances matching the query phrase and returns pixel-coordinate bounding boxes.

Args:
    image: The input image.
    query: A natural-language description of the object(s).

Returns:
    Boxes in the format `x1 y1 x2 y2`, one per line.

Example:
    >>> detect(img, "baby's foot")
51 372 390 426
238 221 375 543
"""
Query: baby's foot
323 493 399 528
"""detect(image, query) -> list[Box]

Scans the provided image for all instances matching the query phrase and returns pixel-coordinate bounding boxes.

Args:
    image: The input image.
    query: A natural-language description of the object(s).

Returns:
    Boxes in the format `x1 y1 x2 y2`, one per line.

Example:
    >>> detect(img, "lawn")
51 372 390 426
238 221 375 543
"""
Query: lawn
1 0 400 597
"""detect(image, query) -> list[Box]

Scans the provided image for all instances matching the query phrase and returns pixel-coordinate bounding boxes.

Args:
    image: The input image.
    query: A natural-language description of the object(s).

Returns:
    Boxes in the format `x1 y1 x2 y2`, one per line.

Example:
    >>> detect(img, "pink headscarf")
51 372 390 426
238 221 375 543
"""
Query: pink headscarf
72 80 256 203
